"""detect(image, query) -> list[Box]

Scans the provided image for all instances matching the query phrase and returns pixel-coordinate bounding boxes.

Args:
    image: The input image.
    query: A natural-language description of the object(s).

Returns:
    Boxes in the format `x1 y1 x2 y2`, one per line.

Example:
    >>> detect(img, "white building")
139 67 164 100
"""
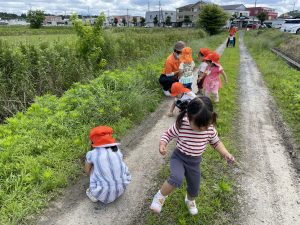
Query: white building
145 10 176 27
221 4 250 28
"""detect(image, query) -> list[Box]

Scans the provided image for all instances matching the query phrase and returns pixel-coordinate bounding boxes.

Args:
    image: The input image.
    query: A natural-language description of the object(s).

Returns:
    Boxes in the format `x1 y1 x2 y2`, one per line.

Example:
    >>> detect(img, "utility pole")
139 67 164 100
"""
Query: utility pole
107 9 110 26
127 8 129 27
252 0 257 26
148 1 150 11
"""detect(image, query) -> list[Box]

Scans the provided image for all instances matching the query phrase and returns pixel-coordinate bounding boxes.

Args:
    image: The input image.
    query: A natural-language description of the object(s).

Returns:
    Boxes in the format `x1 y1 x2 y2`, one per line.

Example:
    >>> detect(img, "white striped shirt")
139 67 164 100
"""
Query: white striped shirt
161 117 220 157
86 147 131 204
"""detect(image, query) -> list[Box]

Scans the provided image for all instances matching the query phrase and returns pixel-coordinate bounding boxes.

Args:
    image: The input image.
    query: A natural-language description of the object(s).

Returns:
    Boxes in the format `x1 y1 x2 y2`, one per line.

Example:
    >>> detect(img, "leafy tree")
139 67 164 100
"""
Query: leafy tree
27 10 45 28
140 17 145 26
197 4 229 35
165 16 171 26
153 15 158 26
257 12 268 24
114 17 118 26
132 17 137 26
122 18 126 26
183 15 191 24
70 13 106 69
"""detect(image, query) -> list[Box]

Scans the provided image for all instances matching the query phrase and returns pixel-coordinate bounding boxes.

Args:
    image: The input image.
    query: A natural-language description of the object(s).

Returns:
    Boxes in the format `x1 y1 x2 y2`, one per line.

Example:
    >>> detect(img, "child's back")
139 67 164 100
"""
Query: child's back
85 126 131 204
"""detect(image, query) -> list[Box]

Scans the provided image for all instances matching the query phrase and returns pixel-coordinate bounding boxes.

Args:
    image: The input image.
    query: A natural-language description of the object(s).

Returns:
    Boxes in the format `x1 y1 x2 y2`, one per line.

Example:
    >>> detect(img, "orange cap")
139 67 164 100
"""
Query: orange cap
89 126 120 148
179 47 193 63
204 52 220 66
171 82 190 97
199 48 210 57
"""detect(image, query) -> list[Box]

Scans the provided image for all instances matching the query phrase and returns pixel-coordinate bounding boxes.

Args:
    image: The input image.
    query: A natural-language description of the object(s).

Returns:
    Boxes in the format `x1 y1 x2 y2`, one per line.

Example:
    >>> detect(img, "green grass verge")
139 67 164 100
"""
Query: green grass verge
0 32 225 224
244 30 300 148
140 34 240 225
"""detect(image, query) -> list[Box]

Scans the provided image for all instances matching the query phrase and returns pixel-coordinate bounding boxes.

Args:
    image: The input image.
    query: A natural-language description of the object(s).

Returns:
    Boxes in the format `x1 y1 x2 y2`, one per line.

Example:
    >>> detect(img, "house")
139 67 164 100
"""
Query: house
176 1 206 27
221 4 250 28
145 10 176 27
44 16 65 26
247 7 278 20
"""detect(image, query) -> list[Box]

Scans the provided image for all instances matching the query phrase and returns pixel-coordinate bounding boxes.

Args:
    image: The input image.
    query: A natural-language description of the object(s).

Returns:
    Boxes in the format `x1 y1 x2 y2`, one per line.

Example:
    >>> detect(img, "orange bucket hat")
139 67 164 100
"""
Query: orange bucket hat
199 48 210 57
204 52 220 66
89 126 120 148
171 82 190 97
179 47 193 63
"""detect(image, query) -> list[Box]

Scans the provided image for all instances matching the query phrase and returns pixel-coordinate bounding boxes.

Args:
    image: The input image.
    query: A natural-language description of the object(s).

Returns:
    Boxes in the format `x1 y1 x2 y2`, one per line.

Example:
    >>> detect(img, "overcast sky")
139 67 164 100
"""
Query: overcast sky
0 0 299 17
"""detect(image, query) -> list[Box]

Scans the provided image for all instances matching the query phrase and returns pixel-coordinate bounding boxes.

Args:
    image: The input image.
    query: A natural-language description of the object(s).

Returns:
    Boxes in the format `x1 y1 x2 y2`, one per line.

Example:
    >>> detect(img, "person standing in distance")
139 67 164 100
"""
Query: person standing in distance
159 41 185 96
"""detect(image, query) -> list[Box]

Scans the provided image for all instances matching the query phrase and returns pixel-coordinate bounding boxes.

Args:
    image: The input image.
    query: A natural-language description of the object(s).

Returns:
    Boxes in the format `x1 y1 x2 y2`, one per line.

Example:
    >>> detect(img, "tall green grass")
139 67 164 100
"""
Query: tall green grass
0 28 204 121
140 34 240 225
244 30 300 147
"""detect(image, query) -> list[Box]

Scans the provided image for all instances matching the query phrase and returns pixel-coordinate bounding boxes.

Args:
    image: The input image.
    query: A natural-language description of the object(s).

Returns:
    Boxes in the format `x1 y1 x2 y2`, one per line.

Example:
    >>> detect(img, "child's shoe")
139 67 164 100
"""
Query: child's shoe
185 195 198 215
150 190 167 214
86 188 98 203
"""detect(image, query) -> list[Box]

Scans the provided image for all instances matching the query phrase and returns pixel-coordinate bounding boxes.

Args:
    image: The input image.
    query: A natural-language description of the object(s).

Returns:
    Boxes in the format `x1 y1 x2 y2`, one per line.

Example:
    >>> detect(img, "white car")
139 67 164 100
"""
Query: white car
287 25 300 34
280 19 300 32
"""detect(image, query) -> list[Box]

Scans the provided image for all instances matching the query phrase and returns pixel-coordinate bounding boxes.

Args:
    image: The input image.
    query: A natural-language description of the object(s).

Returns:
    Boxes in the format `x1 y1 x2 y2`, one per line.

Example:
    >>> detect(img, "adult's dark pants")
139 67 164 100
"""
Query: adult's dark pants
159 74 179 91
226 36 236 47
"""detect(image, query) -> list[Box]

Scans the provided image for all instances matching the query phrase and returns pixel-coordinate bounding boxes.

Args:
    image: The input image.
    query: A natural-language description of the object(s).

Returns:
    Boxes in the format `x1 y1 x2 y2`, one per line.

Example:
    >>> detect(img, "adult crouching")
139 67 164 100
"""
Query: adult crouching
159 41 185 96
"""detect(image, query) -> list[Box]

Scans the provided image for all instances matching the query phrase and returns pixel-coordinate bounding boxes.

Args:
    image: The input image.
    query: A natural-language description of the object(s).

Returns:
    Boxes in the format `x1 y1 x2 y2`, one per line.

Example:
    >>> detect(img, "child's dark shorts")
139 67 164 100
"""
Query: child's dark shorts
167 148 202 197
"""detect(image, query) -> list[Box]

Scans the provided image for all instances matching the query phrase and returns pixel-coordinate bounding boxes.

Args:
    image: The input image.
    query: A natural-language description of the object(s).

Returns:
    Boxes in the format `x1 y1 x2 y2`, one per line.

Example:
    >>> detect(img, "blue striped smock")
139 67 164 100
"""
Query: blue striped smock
86 147 131 204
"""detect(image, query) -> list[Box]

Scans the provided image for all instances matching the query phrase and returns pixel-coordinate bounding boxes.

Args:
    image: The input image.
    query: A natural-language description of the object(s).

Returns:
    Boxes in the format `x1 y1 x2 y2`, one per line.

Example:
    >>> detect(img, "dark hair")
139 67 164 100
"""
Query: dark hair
90 145 119 152
176 96 217 129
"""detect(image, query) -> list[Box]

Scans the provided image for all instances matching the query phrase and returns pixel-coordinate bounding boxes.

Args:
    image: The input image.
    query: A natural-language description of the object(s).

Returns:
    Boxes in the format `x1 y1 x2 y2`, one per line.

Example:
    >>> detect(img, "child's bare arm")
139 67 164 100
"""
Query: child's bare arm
85 162 93 175
221 70 228 83
215 141 235 163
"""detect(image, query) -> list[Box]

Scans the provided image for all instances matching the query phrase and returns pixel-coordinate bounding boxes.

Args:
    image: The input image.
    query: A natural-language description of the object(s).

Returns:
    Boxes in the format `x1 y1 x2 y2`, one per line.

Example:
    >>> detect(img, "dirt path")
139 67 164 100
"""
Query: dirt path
237 33 300 225
36 42 227 225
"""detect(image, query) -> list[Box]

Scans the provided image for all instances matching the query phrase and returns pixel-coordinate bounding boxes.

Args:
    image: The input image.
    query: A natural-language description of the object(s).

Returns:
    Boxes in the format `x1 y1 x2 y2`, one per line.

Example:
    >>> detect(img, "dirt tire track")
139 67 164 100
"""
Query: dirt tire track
237 32 300 225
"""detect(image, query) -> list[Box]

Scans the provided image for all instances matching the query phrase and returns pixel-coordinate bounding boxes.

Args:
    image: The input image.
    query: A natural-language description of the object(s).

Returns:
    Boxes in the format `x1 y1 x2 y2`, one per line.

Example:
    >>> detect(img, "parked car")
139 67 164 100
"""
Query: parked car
286 24 300 35
246 24 258 29
280 19 300 32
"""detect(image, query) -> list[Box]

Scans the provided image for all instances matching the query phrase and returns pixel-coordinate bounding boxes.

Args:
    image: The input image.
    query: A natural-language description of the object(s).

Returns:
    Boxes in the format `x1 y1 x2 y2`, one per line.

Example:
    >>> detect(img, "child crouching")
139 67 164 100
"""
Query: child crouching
85 126 131 204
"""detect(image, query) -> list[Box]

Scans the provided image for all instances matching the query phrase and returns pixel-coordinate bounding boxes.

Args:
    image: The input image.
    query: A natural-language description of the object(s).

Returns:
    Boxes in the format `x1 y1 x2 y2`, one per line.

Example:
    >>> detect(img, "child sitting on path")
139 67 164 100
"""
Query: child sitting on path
85 126 131 204
150 97 235 215
178 47 196 90
197 48 211 95
203 52 228 102
167 82 196 117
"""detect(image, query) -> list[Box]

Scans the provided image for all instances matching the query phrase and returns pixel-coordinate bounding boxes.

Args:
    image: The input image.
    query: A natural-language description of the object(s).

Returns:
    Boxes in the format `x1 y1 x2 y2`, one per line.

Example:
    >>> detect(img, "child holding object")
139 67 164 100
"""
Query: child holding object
197 48 211 95
203 52 228 102
150 97 235 215
167 82 196 117
85 126 131 204
178 47 196 90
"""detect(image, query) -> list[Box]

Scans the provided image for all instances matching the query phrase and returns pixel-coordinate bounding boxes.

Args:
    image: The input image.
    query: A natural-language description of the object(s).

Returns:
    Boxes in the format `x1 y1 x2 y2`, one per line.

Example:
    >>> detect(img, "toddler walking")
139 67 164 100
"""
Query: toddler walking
85 126 131 204
178 47 196 90
150 97 235 215
203 52 228 102
197 48 210 95
167 82 196 117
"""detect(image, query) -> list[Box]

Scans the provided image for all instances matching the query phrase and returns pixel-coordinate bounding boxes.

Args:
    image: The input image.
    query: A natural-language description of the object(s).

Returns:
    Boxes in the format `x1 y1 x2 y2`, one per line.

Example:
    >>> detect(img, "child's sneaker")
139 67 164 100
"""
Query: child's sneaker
86 188 98 203
150 190 167 214
185 195 198 215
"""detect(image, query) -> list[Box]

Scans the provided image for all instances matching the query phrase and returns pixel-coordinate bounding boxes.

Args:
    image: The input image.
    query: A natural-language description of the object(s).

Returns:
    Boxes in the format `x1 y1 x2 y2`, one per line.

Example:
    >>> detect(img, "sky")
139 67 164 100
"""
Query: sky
0 0 299 17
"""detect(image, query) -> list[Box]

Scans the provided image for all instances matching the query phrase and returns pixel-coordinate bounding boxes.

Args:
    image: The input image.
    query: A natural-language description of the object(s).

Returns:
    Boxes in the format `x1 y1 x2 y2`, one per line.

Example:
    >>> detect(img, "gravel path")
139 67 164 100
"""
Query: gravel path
237 32 300 225
36 41 227 225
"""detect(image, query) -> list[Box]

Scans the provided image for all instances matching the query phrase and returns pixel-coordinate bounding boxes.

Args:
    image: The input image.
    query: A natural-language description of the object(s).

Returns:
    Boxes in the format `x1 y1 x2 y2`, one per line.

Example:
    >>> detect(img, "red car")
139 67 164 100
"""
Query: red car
246 24 258 29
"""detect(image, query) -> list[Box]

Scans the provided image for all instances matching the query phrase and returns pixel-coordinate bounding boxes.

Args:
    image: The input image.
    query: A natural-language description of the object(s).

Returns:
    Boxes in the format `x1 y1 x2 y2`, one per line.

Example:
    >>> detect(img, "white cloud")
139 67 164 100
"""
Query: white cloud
0 0 298 16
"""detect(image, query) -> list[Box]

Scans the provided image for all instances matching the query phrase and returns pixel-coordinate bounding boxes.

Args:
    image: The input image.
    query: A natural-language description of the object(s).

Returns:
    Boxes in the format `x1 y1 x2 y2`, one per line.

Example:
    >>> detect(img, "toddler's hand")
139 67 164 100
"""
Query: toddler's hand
159 143 167 157
225 154 235 165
